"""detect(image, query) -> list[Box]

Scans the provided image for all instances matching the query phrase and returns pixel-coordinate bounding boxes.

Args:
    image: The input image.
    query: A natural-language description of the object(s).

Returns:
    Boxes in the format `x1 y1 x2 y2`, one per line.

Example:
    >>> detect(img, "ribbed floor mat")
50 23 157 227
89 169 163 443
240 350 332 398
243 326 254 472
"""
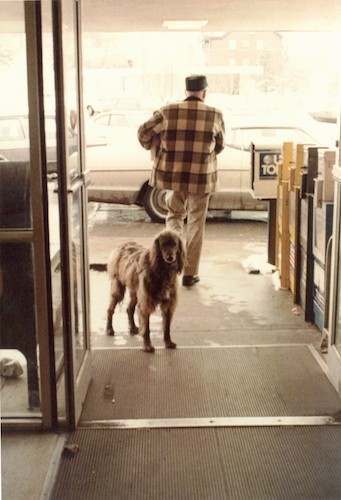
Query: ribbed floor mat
81 346 341 421
51 426 341 500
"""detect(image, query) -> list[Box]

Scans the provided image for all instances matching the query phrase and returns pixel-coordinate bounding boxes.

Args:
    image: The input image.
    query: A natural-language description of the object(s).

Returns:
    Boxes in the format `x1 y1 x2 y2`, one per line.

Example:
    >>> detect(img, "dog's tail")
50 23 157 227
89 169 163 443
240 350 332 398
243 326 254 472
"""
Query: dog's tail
89 263 107 272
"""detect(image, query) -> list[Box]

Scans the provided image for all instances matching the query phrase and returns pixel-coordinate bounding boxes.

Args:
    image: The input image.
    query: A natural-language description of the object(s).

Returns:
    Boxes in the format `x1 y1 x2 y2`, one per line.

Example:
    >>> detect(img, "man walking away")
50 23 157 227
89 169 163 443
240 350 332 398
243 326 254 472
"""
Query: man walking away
137 75 225 286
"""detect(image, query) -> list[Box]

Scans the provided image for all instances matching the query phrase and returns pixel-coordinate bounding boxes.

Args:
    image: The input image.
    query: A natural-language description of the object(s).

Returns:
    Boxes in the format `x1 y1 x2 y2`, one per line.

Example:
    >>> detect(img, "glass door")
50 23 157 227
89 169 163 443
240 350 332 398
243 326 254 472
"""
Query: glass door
51 0 92 429
0 0 59 428
327 118 341 396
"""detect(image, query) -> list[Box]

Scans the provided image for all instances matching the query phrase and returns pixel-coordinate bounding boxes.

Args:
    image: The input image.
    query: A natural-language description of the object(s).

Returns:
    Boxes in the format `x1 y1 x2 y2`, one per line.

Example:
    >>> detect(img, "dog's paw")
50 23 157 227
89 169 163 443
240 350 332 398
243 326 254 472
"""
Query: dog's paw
106 327 115 336
143 345 155 353
165 341 177 349
130 326 139 336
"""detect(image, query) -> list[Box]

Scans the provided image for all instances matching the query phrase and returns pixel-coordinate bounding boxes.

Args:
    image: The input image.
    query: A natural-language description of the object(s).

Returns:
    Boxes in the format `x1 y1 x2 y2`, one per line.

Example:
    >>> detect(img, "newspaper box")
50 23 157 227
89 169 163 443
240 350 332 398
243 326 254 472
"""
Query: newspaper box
251 143 282 199
250 144 282 266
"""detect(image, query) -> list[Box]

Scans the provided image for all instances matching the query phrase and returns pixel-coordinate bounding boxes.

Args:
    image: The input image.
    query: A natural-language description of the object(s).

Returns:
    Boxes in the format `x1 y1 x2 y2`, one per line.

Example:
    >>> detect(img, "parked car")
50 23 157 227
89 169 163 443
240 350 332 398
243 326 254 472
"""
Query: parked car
85 110 152 142
76 111 322 222
0 114 79 173
0 114 105 173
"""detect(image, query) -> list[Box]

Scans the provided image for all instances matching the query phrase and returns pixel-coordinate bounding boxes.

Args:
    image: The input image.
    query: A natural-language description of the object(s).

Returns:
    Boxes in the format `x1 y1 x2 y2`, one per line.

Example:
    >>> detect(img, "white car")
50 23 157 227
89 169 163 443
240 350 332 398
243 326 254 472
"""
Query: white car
85 110 152 142
0 114 78 172
80 111 322 222
0 113 106 173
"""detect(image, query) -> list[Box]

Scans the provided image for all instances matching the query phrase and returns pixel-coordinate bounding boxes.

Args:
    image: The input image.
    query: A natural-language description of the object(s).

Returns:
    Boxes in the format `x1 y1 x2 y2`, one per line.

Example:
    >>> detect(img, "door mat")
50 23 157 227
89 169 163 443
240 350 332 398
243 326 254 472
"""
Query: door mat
51 426 341 500
80 346 341 422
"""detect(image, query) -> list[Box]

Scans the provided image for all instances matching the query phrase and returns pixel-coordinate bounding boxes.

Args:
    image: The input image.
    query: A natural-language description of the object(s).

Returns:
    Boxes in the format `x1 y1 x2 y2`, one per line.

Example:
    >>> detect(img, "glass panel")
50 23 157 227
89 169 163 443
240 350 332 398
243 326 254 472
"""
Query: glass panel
0 163 41 414
0 3 41 415
0 242 40 413
0 162 31 229
71 188 86 373
61 0 87 376
48 179 63 373
42 0 89 422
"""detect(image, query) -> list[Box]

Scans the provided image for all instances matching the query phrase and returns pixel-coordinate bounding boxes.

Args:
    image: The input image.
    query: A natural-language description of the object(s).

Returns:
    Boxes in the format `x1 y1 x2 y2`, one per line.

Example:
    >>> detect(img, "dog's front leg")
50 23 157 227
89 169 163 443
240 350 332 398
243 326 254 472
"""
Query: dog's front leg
127 294 138 335
139 312 154 353
162 307 176 349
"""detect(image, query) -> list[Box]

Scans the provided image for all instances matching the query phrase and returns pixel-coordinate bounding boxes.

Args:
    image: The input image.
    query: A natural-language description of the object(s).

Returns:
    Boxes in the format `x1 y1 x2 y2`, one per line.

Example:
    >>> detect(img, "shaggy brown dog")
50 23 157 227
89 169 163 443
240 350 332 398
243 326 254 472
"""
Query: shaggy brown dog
106 230 185 352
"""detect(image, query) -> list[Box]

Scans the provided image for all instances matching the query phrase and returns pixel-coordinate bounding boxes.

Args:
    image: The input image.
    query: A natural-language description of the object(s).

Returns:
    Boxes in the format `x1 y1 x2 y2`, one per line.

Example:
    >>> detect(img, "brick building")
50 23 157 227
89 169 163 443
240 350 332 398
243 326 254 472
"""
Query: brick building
202 31 283 96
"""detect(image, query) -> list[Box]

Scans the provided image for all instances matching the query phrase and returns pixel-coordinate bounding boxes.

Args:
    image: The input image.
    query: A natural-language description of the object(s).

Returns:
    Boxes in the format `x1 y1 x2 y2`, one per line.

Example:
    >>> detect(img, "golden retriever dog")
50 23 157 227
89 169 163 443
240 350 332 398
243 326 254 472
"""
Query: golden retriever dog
106 229 185 352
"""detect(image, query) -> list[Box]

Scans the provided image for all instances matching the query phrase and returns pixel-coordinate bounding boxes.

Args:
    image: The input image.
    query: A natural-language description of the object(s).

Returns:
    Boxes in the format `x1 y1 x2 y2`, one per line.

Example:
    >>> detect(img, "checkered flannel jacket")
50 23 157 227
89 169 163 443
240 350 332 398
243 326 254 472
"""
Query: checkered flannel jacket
137 96 225 194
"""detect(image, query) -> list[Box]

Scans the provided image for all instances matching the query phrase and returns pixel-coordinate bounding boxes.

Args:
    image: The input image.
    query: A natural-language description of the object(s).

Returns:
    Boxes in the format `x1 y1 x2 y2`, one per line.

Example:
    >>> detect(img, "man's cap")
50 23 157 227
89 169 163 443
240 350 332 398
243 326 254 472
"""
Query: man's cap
185 75 208 92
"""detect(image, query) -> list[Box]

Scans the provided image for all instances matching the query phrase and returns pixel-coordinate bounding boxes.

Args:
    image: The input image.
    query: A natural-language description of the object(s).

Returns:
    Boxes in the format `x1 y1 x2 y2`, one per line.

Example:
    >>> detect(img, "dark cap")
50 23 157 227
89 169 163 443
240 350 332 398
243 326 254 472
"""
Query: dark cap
185 75 208 92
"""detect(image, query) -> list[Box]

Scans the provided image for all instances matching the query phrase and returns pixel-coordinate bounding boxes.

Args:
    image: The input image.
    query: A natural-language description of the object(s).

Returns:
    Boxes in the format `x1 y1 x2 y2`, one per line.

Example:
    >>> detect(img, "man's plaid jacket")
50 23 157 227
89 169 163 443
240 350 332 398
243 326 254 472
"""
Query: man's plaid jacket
137 96 225 194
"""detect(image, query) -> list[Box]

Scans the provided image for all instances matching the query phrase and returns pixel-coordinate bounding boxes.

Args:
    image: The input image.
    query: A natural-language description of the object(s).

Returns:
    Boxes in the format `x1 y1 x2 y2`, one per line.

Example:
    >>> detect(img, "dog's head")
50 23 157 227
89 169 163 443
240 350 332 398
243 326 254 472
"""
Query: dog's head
151 230 185 274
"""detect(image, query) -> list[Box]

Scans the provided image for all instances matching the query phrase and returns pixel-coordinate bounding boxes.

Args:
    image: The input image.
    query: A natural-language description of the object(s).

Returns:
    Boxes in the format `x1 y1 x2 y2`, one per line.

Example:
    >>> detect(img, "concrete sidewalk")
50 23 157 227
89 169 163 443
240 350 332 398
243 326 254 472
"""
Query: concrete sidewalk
88 206 322 351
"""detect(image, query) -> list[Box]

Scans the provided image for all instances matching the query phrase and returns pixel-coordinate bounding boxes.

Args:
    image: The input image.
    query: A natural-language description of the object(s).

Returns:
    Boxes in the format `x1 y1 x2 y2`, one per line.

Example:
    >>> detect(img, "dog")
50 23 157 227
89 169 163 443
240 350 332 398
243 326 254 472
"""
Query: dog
106 229 185 352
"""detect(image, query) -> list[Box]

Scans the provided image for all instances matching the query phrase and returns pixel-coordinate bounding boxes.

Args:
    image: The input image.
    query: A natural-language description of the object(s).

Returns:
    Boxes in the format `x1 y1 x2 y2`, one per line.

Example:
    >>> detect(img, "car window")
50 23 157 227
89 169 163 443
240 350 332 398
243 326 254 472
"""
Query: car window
225 128 243 149
108 113 150 128
23 116 58 140
91 112 151 130
0 118 25 141
108 114 129 127
239 127 314 149
126 113 151 127
93 115 111 126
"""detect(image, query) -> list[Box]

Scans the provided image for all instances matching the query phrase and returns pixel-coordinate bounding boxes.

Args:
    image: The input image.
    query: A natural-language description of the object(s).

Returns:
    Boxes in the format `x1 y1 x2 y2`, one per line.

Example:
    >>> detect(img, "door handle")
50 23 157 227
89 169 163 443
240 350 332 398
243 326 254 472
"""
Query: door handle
53 171 90 193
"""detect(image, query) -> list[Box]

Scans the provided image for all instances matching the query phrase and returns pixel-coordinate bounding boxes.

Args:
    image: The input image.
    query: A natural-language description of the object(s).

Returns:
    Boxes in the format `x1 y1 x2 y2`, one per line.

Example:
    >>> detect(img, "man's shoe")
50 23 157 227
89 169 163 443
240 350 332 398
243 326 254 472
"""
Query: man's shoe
182 275 200 287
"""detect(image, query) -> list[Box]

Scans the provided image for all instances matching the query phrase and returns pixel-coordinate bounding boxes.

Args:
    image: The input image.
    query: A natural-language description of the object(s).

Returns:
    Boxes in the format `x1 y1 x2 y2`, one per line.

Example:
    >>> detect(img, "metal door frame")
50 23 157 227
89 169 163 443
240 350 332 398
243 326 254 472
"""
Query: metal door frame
52 0 92 430
326 110 341 396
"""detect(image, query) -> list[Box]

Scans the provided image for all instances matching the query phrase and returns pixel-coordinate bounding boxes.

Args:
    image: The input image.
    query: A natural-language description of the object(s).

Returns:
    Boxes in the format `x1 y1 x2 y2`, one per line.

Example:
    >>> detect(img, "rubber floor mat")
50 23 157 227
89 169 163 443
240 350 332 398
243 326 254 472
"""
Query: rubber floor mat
51 426 341 500
81 346 341 421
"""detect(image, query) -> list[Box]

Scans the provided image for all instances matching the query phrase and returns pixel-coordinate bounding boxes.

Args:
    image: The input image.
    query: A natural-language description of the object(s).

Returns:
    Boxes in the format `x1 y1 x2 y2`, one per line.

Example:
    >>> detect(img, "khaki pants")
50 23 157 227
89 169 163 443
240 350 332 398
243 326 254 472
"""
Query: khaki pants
166 191 210 276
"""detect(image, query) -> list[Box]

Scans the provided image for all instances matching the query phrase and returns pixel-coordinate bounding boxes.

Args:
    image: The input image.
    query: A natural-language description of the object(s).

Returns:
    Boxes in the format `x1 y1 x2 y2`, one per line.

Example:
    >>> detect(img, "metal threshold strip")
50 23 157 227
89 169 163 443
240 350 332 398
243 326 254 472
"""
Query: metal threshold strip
80 415 340 429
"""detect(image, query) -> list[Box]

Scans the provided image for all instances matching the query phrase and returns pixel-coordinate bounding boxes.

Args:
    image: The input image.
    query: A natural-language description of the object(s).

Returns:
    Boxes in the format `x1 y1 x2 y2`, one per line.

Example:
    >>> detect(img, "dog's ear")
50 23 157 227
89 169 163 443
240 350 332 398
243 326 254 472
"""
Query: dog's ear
150 234 161 271
177 236 185 274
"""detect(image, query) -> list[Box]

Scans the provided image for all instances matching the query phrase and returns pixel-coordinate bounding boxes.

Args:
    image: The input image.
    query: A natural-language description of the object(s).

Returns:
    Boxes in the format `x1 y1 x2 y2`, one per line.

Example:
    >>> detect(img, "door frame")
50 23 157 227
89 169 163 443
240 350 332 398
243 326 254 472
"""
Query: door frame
52 0 92 430
24 0 58 430
326 109 341 396
327 164 341 396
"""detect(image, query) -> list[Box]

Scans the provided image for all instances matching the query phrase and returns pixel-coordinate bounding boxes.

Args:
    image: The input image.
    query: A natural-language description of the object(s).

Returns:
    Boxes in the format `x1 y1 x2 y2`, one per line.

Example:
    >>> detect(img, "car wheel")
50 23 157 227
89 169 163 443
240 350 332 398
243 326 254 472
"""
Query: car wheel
143 186 168 223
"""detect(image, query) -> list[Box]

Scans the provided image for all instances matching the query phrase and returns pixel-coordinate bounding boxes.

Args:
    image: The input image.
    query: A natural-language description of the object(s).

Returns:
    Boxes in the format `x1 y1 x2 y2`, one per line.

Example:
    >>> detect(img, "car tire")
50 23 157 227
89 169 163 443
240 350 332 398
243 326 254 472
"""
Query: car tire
143 186 168 223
